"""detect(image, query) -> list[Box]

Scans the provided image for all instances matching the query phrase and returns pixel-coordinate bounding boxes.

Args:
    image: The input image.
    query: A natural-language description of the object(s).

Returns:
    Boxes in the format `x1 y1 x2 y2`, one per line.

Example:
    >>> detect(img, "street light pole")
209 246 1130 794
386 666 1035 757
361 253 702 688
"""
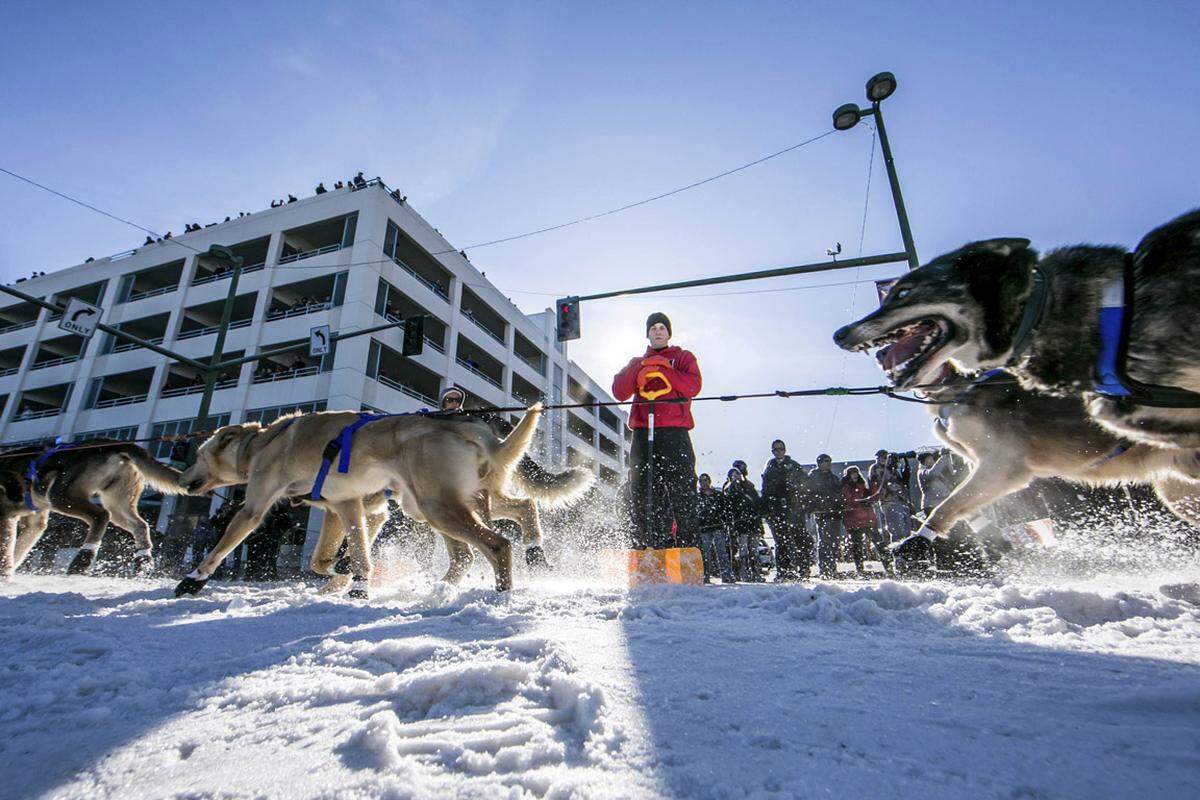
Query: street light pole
194 247 244 436
868 102 920 270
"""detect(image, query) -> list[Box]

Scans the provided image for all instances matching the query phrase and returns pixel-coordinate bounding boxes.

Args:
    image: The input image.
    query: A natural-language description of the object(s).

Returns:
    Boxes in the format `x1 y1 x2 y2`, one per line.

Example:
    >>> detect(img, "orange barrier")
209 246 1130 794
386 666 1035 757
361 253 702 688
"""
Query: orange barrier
599 547 705 586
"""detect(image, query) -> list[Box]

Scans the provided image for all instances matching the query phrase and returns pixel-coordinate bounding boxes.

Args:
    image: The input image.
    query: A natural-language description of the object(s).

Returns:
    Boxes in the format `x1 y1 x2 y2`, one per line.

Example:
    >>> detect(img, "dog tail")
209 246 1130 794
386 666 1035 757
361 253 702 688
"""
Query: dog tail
118 445 190 495
489 403 542 491
510 458 594 508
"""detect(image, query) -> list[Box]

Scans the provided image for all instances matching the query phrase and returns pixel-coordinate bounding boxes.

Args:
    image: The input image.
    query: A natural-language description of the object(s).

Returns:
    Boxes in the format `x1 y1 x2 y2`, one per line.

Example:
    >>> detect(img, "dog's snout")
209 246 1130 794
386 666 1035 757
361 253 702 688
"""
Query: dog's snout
832 324 853 347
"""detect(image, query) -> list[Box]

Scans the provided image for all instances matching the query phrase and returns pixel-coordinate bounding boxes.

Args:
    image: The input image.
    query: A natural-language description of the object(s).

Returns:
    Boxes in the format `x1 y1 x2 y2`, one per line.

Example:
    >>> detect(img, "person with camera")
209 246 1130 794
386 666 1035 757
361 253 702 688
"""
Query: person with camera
696 473 735 583
807 453 844 578
760 439 809 581
723 467 765 582
869 449 913 545
918 450 957 517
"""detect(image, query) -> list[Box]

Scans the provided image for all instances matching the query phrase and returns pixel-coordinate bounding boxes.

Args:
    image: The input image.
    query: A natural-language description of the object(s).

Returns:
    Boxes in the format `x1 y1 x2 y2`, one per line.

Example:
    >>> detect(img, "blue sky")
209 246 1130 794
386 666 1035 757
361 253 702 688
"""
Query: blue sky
1 0 1197 475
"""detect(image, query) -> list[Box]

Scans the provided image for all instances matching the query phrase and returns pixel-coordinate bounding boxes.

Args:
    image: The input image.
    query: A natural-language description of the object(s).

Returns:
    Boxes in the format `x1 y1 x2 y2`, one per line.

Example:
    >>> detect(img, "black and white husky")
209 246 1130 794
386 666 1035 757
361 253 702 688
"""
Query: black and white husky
833 209 1200 451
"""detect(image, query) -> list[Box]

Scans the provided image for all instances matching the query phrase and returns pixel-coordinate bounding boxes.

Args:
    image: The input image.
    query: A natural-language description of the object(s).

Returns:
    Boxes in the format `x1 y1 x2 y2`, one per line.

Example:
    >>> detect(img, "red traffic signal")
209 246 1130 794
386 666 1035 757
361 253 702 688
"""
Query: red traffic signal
556 297 580 342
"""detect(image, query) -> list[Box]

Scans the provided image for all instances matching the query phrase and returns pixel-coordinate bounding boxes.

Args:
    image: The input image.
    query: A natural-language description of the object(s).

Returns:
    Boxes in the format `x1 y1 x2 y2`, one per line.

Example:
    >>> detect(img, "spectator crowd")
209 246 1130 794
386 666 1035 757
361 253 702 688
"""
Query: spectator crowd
691 442 968 583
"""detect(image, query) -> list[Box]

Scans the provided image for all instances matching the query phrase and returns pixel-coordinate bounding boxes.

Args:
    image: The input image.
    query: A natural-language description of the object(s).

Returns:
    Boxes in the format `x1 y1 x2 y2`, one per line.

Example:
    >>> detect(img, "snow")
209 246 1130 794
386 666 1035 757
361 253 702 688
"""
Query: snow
1 557 1199 799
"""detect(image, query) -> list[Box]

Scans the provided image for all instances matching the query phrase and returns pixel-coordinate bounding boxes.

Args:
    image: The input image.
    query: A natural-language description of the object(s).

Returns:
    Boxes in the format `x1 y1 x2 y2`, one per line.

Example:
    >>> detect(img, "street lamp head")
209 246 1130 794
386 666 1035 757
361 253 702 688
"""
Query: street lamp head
206 244 235 263
832 103 862 131
866 71 897 103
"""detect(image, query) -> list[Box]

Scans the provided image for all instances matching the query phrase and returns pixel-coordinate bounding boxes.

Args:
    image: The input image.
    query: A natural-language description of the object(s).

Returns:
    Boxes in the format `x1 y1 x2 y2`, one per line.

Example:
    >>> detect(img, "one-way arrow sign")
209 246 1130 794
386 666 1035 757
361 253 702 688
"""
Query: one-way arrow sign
59 298 103 338
309 324 331 357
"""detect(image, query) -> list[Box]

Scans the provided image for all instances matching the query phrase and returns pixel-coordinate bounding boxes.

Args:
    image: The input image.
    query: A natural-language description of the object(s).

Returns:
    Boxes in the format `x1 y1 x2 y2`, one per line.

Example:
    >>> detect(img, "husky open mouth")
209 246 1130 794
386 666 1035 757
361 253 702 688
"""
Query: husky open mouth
859 318 954 388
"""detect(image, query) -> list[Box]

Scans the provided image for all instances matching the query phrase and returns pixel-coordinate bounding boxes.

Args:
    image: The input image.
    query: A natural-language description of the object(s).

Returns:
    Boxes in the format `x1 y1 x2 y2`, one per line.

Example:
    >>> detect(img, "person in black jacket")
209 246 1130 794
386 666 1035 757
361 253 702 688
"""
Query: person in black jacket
245 500 293 581
696 473 735 583
723 467 765 582
807 454 844 578
760 439 811 581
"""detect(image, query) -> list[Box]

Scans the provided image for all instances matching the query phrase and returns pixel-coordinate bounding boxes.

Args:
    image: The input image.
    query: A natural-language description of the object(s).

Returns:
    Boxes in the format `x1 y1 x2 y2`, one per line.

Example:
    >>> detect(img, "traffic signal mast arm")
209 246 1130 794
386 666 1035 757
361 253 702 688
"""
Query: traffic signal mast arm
210 316 425 372
0 283 209 370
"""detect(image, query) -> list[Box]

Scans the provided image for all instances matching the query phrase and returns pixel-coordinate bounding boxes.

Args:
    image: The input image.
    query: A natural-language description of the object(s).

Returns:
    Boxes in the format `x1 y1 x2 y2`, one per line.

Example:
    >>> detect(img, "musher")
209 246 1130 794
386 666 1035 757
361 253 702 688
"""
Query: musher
612 312 702 549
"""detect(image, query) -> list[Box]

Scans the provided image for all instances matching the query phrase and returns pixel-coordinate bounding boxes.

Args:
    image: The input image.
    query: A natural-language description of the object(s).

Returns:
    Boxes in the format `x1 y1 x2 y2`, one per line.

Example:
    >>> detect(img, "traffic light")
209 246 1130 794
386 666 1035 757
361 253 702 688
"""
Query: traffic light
402 315 425 356
556 297 580 342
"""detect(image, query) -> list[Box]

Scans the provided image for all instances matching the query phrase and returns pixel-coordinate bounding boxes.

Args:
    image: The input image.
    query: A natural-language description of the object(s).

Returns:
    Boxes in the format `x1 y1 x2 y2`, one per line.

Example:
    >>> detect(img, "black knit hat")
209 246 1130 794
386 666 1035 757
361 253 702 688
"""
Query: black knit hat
646 312 672 337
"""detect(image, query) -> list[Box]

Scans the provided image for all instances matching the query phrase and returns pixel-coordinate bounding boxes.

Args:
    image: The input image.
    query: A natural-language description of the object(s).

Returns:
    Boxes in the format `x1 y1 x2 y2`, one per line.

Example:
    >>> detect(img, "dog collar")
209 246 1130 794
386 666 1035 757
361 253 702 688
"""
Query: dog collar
1007 268 1048 365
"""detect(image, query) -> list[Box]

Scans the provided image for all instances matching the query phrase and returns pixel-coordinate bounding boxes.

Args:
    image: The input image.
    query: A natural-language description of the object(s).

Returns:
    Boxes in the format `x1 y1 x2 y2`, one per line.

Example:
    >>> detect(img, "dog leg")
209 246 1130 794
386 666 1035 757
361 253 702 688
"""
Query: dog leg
11 511 50 572
329 499 372 599
492 494 550 570
922 464 1031 538
176 497 275 596
54 498 111 575
428 503 512 592
1153 476 1200 543
0 515 17 578
440 535 474 584
308 512 345 577
104 486 156 575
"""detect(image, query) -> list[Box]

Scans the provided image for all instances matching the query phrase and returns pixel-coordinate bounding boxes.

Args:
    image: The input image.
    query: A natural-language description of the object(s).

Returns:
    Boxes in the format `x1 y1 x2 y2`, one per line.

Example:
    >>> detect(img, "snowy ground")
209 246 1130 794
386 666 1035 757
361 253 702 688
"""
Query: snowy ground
2 552 1199 799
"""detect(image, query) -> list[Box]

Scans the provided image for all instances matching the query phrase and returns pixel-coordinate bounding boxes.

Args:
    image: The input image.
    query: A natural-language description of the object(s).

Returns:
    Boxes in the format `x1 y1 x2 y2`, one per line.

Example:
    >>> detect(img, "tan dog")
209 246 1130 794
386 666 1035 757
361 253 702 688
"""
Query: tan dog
175 406 541 598
0 442 190 578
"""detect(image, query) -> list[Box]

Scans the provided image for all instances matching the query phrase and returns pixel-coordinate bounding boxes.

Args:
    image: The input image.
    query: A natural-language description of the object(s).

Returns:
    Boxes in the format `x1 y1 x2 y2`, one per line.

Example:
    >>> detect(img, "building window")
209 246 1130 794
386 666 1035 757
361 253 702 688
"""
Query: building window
149 415 231 460
76 426 138 442
242 400 327 426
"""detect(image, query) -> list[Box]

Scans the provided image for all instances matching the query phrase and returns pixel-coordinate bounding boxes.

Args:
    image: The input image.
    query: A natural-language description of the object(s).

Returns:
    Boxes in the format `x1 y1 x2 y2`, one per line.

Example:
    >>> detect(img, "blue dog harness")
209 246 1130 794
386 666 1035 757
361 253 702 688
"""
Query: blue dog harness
309 413 392 501
1090 253 1200 408
24 440 74 511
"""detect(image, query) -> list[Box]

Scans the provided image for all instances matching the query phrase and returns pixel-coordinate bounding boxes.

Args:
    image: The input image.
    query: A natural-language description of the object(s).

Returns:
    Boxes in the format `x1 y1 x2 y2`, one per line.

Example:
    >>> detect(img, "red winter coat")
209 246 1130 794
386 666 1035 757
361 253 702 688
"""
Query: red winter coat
612 345 702 429
842 479 876 529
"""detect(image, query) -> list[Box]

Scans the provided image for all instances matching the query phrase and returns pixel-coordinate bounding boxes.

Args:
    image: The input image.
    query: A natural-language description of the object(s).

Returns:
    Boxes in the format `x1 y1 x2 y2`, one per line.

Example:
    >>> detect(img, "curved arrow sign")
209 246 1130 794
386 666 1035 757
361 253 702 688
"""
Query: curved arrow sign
309 324 331 357
59 298 103 338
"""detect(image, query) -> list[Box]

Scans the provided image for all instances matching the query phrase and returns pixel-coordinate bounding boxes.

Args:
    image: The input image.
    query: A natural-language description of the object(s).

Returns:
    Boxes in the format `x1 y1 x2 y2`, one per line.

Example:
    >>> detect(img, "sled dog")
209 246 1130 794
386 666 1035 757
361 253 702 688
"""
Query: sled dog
0 441 190 578
175 406 542 598
308 456 594 594
833 209 1200 450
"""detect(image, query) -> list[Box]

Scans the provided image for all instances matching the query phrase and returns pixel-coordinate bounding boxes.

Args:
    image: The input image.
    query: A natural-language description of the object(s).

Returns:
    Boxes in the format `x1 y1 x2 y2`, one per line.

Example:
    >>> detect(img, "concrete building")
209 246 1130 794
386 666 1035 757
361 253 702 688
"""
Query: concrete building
0 180 629 550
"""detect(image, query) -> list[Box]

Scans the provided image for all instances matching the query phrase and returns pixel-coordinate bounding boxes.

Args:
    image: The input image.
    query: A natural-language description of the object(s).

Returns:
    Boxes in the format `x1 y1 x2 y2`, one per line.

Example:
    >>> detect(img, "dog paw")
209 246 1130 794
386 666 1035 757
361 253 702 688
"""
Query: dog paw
67 547 96 575
174 574 210 597
317 573 352 595
525 545 551 570
131 549 155 576
347 577 370 600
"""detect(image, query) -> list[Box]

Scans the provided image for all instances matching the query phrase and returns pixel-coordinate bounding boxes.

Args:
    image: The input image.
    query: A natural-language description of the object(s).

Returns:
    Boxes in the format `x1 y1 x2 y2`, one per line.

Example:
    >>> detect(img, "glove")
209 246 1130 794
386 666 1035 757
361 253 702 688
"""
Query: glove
641 355 671 369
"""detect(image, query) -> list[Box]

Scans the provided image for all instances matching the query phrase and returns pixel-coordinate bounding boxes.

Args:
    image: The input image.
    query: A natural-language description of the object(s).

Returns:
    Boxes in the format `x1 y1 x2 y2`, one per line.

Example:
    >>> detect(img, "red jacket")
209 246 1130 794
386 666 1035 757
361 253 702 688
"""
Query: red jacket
612 345 702 429
842 480 876 529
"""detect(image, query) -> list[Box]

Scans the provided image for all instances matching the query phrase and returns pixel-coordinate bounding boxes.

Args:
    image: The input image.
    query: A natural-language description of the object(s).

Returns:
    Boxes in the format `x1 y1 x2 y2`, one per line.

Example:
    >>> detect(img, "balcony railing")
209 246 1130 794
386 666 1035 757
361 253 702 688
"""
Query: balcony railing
568 427 594 445
388 253 450 300
0 367 19 378
265 301 331 322
176 318 252 341
93 393 148 410
190 261 266 286
277 242 342 265
463 312 505 345
12 407 62 421
252 365 320 384
112 336 164 354
29 354 81 371
516 352 546 376
123 284 177 303
161 378 238 398
375 373 437 406
456 357 502 388
0 320 36 335
512 391 541 407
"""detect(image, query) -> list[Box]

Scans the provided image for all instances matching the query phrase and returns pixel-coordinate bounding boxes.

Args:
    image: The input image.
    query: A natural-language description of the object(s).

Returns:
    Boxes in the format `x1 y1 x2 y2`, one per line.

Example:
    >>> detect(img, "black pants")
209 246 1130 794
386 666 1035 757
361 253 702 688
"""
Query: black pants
628 427 698 549
767 514 812 580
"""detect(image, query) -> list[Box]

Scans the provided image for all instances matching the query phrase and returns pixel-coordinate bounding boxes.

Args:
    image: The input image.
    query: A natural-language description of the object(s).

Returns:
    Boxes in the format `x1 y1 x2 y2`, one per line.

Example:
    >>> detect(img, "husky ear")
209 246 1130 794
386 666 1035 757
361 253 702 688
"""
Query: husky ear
972 238 1031 258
